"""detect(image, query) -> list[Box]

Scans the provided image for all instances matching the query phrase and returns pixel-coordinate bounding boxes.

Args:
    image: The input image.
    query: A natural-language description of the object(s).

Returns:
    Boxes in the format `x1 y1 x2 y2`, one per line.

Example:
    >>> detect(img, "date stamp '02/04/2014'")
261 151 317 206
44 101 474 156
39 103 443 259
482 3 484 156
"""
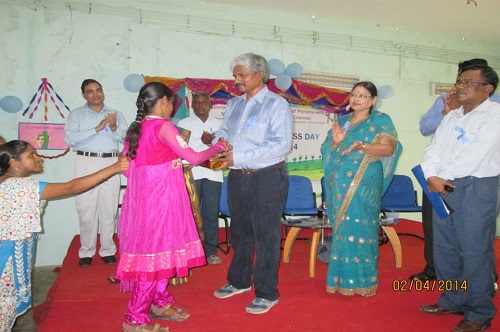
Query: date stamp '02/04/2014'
392 279 467 292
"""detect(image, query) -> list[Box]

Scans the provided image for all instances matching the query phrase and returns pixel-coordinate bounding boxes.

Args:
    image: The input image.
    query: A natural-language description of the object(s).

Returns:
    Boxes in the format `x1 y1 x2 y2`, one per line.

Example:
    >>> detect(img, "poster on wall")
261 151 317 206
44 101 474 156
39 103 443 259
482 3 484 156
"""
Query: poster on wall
18 122 68 150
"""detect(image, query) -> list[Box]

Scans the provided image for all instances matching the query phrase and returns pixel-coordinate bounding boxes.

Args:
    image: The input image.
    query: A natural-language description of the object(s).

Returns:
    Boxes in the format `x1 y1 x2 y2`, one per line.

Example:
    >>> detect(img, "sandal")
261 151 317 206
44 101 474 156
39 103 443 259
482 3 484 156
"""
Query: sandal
150 303 190 322
107 276 121 284
122 322 169 332
207 255 222 265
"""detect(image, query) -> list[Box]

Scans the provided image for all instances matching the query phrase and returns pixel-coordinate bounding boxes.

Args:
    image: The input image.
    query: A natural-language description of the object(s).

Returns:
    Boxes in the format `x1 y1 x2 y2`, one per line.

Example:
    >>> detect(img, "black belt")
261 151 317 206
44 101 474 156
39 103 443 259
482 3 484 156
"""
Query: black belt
76 151 118 158
231 161 285 174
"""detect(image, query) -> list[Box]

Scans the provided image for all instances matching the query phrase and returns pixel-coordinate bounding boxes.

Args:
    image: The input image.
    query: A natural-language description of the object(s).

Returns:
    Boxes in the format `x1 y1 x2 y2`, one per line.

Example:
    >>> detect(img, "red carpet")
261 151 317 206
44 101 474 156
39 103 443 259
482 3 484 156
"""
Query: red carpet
34 219 500 331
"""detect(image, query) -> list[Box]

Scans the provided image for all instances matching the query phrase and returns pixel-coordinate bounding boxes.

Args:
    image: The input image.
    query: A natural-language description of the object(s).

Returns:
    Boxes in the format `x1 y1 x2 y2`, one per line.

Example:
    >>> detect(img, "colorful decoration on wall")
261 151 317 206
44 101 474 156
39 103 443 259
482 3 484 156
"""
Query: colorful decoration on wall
23 78 70 120
145 76 351 115
0 95 23 113
18 122 68 150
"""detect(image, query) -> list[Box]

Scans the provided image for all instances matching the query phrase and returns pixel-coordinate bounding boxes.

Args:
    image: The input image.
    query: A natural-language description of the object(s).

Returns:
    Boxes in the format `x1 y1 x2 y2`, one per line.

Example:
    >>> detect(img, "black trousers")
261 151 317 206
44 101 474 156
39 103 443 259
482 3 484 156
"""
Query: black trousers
421 194 436 278
226 166 287 301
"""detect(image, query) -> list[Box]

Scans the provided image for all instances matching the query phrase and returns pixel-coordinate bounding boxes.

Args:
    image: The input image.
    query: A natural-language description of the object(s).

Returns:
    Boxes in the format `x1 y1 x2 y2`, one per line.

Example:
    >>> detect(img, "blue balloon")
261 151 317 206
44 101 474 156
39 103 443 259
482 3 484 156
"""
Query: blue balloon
284 63 303 78
374 98 383 110
0 95 23 113
378 85 395 99
123 74 145 93
275 74 292 91
268 59 285 76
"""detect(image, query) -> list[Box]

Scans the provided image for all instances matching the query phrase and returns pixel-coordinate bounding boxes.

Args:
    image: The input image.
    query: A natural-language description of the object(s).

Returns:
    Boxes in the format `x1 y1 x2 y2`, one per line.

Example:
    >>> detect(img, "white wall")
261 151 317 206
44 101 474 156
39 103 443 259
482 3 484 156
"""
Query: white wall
1 0 499 266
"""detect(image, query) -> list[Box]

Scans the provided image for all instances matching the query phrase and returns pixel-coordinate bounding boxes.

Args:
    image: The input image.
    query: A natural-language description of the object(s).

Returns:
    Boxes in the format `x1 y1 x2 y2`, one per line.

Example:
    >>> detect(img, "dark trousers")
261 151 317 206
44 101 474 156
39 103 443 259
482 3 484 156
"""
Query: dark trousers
421 194 436 278
435 176 499 324
195 178 222 257
226 166 287 301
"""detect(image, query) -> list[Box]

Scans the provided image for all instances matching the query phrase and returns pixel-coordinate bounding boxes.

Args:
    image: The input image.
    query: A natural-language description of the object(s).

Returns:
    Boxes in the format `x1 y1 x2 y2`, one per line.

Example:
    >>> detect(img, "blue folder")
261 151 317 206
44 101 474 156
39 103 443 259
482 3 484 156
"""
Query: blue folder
411 165 452 219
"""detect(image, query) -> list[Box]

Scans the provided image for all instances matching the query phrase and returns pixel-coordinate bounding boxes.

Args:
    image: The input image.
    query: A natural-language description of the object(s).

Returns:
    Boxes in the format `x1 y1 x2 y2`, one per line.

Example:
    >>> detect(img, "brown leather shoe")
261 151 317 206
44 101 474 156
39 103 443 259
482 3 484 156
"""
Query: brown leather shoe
419 304 463 315
453 319 490 332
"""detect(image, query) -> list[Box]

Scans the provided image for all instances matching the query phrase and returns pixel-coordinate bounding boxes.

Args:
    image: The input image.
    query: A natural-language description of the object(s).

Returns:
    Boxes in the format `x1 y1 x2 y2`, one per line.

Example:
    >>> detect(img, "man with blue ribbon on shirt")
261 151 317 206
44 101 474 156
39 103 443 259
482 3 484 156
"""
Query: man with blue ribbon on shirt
411 59 500 283
211 53 293 315
64 79 128 267
419 63 500 332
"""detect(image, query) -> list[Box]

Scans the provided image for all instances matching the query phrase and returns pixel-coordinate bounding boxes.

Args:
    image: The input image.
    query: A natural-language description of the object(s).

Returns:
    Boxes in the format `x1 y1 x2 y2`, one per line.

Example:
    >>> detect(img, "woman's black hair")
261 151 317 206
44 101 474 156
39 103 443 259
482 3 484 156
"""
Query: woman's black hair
125 82 175 159
352 81 378 98
0 140 29 176
352 81 378 113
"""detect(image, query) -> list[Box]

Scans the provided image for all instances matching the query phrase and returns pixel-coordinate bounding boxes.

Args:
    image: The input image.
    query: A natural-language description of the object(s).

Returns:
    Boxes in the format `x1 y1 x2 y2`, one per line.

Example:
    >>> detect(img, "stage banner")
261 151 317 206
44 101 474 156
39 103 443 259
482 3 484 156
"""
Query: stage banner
182 95 331 180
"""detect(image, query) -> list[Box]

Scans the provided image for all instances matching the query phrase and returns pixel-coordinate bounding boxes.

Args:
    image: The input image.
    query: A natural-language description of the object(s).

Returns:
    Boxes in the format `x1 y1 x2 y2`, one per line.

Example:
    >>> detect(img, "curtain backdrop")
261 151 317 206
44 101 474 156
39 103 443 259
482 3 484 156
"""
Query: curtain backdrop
145 76 350 114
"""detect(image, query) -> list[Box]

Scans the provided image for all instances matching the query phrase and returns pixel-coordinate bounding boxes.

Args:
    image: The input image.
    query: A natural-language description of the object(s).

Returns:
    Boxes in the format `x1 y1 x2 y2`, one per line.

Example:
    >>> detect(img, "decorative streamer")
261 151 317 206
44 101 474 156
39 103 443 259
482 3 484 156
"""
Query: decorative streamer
23 78 70 120
38 148 70 160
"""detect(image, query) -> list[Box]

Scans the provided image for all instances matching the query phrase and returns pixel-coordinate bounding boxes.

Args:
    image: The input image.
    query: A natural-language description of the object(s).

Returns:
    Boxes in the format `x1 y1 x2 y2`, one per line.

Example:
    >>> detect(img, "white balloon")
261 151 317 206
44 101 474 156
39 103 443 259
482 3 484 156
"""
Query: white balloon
374 98 383 110
378 85 395 99
0 95 23 113
123 74 145 93
284 63 303 78
275 74 292 90
268 59 285 76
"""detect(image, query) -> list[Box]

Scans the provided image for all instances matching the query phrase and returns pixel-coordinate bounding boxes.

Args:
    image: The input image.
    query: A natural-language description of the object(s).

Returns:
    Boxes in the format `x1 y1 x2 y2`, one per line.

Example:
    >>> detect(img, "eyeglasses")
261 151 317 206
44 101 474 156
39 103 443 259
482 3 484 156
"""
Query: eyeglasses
454 80 488 87
350 93 372 99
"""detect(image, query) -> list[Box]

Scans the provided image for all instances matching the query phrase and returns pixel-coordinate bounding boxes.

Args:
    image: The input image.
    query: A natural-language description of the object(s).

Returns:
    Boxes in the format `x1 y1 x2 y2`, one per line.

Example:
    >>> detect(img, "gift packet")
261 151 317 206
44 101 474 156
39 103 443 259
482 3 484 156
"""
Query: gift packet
199 155 225 170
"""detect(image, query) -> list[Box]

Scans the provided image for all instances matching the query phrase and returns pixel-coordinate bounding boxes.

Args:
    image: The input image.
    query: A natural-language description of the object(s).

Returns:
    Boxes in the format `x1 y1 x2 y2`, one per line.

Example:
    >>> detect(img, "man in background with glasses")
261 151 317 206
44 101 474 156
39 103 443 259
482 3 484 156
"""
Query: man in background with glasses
411 59 500 283
419 63 500 332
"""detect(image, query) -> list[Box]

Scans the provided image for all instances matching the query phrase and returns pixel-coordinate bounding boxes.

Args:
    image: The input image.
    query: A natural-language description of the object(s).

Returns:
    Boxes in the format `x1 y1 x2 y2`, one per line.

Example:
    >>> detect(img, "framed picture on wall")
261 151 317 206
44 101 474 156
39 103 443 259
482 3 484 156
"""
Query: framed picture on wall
18 122 68 150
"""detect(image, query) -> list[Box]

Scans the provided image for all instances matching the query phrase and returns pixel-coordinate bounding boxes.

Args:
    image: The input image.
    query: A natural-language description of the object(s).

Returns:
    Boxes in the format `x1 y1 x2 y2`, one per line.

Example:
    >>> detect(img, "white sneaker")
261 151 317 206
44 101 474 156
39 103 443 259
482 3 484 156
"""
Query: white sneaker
245 297 279 314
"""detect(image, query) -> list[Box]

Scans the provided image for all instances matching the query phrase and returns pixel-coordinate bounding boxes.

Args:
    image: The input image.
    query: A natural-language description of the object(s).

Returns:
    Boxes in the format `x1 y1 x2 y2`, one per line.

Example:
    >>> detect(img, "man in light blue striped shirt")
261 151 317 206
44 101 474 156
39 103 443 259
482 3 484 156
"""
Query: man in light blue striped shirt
212 53 293 315
64 79 127 267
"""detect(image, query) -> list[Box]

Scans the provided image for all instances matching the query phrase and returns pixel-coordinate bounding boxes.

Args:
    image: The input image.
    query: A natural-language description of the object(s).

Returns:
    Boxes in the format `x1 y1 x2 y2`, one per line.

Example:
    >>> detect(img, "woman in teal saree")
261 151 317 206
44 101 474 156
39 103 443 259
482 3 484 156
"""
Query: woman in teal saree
321 82 400 297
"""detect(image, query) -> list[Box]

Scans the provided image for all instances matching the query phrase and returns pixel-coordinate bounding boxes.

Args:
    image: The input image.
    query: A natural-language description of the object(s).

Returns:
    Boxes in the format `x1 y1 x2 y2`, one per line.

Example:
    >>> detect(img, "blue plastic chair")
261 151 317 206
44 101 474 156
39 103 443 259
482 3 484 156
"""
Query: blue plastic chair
283 175 319 218
381 175 422 214
381 174 423 241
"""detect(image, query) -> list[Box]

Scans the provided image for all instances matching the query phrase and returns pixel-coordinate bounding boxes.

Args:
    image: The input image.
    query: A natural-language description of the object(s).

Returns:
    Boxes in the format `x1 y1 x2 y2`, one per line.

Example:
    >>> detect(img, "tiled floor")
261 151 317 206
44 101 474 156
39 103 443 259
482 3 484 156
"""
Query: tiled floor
12 266 59 332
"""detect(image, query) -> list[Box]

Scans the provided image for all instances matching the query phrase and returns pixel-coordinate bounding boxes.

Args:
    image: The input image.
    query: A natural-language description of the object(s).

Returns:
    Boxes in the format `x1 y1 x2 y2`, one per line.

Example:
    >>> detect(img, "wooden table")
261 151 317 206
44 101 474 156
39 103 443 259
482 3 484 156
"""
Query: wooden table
282 218 403 278
282 218 331 278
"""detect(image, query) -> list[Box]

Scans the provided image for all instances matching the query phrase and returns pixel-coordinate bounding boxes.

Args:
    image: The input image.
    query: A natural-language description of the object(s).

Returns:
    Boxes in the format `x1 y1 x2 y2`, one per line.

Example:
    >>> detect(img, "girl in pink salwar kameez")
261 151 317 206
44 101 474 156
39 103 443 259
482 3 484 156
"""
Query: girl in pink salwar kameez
116 82 228 332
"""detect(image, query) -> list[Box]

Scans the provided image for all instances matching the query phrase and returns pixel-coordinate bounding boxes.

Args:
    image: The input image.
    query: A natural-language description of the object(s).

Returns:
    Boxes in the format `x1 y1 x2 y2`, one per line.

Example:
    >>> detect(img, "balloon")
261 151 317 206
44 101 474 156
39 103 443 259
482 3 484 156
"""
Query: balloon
275 74 292 91
374 98 383 110
123 74 145 93
378 85 395 99
268 59 285 76
284 63 303 78
0 95 23 113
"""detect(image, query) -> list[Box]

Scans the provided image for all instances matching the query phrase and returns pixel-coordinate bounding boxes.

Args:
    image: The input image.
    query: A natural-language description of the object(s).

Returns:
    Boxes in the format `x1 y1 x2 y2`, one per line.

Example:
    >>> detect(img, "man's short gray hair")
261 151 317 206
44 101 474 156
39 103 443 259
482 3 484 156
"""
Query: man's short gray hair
230 53 270 83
